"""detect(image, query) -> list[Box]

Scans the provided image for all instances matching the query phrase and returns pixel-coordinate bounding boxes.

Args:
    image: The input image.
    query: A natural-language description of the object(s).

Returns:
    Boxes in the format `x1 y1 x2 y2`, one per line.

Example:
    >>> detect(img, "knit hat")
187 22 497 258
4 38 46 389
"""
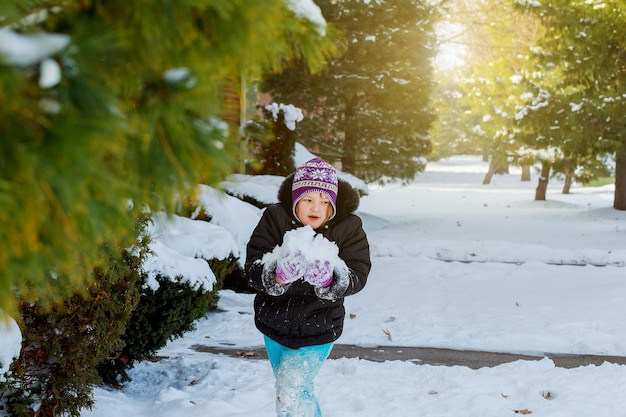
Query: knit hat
292 158 338 222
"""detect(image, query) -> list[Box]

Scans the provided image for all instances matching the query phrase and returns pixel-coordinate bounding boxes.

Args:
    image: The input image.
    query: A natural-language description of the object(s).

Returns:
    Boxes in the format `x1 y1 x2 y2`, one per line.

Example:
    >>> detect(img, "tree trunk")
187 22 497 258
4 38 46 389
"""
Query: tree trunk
535 163 550 201
562 173 572 194
494 164 510 175
614 149 626 210
341 134 356 174
521 165 531 181
341 98 357 174
482 160 496 185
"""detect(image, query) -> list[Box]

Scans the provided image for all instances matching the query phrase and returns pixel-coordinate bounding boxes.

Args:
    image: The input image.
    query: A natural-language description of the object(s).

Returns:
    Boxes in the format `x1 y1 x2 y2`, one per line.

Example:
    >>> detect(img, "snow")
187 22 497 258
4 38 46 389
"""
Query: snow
195 184 261 265
570 101 583 112
264 225 337 264
3 154 626 416
265 102 304 131
141 212 240 291
39 58 62 88
163 67 191 83
0 316 21 377
94 155 626 416
220 174 285 205
514 0 542 8
0 28 69 67
286 0 327 36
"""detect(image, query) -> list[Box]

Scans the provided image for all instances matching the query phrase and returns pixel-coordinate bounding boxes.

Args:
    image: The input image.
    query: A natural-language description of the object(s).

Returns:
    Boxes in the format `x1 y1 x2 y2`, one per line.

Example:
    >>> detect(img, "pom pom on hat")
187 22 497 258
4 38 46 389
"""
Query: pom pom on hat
292 158 338 221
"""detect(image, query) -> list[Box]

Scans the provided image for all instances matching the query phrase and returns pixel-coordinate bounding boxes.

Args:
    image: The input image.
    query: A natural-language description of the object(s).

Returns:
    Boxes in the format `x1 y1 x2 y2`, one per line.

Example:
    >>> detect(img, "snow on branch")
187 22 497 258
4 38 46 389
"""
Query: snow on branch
265 102 304 131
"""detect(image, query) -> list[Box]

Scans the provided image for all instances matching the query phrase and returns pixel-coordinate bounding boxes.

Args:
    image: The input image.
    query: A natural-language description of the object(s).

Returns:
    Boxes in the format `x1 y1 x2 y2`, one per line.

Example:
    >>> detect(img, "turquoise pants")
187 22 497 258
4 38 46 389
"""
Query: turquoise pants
264 335 333 417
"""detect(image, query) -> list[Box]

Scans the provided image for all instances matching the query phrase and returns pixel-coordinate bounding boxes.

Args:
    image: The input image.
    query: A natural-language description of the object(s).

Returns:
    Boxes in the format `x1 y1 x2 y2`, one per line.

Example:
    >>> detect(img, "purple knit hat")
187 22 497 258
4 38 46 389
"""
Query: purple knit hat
292 158 338 221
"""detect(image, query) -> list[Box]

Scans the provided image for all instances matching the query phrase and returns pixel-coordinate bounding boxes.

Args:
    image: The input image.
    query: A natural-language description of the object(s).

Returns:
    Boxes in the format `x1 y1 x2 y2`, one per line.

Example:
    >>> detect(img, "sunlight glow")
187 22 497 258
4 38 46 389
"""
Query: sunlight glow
434 22 467 71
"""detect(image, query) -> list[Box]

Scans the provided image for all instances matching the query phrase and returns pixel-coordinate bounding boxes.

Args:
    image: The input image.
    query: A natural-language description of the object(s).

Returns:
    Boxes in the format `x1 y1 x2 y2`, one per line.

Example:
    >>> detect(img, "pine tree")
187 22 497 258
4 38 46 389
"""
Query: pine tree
262 0 438 182
0 0 335 315
515 1 626 206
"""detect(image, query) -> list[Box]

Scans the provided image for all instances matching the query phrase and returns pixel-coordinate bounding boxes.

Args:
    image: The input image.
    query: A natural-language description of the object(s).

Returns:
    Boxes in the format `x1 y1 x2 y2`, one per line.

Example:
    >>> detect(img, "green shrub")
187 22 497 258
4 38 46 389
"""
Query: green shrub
98 255 239 385
3 249 143 417
583 176 614 187
243 106 297 176
222 264 254 293
2 210 241 414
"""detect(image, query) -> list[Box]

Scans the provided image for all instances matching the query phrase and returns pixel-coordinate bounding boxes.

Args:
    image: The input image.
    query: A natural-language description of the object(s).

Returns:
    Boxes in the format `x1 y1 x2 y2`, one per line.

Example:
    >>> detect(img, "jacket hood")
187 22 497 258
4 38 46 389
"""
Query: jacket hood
278 172 360 224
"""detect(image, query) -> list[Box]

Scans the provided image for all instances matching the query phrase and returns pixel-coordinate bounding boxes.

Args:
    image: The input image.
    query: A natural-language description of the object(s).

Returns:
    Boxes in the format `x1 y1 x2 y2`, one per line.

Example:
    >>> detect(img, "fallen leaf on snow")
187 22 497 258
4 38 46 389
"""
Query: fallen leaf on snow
540 390 557 400
237 351 257 357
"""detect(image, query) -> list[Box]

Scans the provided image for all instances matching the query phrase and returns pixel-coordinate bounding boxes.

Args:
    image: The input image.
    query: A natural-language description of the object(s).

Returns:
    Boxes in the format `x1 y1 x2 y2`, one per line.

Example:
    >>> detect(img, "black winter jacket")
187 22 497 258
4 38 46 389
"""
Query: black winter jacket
245 173 371 349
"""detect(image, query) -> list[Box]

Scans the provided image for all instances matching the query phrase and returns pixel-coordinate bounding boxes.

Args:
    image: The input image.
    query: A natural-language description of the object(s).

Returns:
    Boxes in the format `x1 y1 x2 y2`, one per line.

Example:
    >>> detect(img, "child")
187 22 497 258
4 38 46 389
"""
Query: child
245 157 371 417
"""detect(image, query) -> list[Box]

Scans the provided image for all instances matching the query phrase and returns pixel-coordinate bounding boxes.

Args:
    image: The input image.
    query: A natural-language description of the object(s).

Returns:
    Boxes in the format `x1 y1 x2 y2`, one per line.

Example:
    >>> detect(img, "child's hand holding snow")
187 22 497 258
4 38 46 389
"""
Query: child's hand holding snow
262 226 342 289
304 259 333 287
273 226 316 284
303 234 340 288
276 250 308 283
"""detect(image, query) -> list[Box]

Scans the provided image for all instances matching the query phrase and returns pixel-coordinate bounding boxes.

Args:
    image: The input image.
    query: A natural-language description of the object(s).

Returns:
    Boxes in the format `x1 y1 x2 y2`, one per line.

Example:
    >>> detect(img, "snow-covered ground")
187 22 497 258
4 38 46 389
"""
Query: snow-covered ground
11 154 626 417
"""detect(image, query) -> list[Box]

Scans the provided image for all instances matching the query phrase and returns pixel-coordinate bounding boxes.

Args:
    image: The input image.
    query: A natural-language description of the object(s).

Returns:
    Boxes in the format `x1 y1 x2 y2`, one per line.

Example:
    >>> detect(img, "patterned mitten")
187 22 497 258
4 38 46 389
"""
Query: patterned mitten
275 250 308 284
304 259 333 287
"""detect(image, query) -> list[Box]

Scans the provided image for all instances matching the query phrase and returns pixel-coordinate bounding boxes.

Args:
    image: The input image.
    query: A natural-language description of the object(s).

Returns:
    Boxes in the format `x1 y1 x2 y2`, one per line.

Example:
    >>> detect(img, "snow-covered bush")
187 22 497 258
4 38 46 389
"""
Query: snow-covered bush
97 212 241 385
97 258 237 385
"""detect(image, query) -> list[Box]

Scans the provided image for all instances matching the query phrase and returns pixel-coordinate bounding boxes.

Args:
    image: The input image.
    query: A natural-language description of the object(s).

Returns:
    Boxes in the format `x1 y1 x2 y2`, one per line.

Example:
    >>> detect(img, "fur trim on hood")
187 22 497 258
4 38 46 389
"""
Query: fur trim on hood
277 173 360 224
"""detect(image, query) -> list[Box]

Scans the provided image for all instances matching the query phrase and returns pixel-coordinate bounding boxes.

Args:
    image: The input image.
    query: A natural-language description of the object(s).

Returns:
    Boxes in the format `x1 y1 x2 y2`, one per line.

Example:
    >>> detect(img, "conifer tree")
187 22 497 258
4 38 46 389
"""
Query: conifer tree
262 0 437 182
515 1 626 207
0 0 335 315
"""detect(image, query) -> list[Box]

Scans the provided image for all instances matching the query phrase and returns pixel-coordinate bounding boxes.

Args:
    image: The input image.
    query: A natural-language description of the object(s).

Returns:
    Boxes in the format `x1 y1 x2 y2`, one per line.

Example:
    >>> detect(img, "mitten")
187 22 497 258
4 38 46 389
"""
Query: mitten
304 259 333 287
275 249 308 284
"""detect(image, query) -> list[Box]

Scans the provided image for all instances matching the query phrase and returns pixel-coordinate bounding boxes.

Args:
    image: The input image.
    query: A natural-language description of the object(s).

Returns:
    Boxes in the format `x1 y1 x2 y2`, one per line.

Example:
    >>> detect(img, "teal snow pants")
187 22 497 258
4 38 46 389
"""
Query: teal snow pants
264 335 333 417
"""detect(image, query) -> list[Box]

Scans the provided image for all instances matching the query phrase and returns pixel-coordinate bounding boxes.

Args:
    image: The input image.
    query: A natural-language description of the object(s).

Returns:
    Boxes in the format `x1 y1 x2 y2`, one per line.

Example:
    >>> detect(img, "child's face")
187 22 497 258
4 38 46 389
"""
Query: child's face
296 192 332 229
